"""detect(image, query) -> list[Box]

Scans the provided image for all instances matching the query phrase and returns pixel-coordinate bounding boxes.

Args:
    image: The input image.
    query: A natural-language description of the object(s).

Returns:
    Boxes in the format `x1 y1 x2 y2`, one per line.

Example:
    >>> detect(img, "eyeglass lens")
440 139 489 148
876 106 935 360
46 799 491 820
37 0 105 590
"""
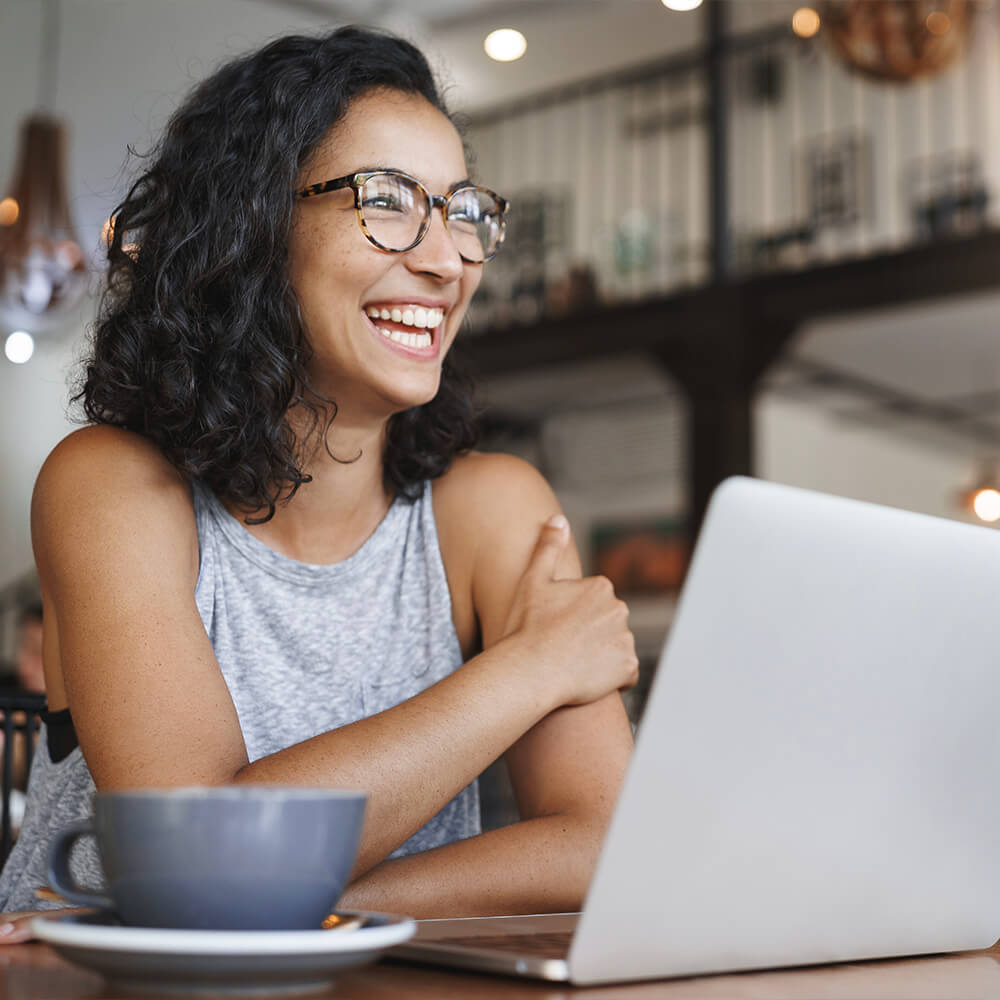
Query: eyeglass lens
360 174 503 262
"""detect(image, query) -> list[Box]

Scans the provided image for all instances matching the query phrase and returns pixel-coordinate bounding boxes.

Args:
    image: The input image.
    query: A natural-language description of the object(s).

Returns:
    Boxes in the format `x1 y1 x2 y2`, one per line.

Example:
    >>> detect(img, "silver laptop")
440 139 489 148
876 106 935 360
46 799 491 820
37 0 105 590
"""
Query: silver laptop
394 476 1000 985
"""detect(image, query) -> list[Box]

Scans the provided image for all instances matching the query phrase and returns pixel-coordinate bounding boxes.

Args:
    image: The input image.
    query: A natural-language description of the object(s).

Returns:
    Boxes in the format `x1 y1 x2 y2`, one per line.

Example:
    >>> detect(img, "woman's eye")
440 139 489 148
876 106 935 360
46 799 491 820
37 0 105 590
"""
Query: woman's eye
363 195 405 212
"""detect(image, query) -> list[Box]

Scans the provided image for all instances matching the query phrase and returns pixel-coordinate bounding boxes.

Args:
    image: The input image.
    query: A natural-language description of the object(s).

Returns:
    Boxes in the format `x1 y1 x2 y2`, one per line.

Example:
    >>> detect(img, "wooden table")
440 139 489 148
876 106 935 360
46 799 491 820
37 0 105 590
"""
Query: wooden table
3 941 1000 999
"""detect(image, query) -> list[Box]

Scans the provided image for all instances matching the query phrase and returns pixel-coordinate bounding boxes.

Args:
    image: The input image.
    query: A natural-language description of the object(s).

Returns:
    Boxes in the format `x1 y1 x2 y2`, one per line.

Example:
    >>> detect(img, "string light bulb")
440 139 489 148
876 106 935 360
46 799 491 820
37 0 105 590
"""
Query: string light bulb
0 198 18 227
972 487 1000 522
959 461 1000 523
792 7 822 38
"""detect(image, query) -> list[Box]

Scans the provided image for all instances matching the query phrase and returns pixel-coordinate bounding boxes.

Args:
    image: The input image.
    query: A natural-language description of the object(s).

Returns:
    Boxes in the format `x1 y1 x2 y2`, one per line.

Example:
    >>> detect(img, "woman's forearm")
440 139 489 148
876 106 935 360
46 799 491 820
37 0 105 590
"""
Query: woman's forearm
231 635 558 877
338 812 609 918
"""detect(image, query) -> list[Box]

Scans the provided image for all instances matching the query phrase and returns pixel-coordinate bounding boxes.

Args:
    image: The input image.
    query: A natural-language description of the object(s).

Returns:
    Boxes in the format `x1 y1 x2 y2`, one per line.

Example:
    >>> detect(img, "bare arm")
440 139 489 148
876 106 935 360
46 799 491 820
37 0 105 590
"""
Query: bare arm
32 431 633 887
339 454 636 916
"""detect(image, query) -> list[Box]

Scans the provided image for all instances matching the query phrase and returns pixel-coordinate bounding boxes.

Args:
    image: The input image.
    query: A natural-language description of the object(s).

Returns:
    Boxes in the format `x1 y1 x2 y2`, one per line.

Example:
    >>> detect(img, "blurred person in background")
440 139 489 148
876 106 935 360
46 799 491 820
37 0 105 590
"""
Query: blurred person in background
13 603 45 695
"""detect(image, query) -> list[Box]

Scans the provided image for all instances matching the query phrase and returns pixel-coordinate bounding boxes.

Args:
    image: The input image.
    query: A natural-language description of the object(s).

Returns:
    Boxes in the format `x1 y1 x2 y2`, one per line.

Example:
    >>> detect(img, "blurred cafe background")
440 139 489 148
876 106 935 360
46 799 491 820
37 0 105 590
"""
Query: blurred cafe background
2 0 1000 732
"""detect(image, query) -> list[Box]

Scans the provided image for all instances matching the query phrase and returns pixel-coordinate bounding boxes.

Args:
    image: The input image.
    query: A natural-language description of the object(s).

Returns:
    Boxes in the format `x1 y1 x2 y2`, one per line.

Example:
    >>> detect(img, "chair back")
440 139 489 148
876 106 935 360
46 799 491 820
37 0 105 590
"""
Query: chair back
0 692 47 864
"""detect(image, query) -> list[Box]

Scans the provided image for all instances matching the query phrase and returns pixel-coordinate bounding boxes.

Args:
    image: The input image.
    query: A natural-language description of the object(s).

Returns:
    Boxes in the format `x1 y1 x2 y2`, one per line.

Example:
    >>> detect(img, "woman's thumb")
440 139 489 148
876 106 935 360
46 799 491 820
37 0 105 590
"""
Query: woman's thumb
527 514 570 580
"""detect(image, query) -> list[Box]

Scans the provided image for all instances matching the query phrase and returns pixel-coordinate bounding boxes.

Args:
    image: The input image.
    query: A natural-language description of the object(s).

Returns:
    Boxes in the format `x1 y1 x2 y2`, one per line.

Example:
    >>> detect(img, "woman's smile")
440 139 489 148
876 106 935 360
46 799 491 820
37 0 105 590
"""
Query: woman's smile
363 299 449 358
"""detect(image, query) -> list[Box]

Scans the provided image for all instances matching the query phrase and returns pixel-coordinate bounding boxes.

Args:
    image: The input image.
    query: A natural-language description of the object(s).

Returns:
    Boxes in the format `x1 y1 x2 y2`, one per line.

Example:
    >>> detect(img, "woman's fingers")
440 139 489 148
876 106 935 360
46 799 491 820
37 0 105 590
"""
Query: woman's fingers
0 906 93 944
0 912 41 944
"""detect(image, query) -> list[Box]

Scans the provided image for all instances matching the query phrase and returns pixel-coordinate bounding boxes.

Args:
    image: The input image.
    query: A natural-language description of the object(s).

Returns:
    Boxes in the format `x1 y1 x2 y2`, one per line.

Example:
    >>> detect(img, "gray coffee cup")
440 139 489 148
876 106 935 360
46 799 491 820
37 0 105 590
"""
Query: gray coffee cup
47 786 366 930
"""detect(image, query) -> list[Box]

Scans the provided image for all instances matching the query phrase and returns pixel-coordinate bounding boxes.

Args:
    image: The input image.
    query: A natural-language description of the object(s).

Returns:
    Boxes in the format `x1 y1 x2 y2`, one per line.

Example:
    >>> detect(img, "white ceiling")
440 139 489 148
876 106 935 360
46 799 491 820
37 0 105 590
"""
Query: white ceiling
247 0 709 112
419 0 702 112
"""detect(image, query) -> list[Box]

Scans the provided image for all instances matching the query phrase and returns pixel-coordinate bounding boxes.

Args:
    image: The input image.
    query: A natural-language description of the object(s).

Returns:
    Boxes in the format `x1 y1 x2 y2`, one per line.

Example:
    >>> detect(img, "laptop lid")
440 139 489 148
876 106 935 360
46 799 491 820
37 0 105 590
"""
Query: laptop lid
568 476 1000 983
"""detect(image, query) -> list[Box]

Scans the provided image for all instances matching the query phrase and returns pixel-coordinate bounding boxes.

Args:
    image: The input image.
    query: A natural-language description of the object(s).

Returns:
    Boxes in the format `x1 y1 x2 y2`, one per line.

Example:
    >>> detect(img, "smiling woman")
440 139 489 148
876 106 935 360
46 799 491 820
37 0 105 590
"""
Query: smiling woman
0 26 637 939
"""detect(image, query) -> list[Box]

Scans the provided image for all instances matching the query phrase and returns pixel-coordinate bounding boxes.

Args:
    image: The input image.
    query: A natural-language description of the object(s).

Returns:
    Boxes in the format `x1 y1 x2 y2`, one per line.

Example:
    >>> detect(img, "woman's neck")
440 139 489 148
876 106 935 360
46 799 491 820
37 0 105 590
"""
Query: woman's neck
231 409 395 565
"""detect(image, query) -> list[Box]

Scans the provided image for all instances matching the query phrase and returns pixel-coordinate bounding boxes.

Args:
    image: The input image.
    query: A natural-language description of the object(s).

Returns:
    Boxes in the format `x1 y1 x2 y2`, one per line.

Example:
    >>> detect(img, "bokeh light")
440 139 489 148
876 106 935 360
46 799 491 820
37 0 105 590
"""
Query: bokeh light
926 11 951 35
792 7 822 38
4 330 34 364
972 487 1000 522
484 28 527 62
0 198 19 226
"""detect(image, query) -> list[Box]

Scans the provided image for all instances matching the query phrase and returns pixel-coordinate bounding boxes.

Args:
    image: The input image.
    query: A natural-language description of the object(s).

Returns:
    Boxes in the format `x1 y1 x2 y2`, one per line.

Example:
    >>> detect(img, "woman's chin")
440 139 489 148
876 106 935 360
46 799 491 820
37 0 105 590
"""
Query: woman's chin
370 378 442 419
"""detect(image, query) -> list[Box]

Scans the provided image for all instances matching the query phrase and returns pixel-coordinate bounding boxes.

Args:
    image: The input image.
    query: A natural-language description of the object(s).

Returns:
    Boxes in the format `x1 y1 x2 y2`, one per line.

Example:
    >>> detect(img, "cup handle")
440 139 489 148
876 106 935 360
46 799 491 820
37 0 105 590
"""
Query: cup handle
47 819 115 909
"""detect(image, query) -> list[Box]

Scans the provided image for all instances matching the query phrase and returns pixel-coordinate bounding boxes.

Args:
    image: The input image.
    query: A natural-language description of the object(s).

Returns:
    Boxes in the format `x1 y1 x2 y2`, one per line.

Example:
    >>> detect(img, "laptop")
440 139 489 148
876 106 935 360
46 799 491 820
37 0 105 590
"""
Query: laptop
394 476 1000 984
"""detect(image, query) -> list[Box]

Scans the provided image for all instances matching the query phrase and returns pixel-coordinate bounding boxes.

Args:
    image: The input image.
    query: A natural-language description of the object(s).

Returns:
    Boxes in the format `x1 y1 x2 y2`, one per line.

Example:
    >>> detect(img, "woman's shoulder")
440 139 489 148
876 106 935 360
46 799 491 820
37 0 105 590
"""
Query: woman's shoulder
435 451 556 513
37 425 189 505
42 423 165 461
433 451 563 552
33 426 197 572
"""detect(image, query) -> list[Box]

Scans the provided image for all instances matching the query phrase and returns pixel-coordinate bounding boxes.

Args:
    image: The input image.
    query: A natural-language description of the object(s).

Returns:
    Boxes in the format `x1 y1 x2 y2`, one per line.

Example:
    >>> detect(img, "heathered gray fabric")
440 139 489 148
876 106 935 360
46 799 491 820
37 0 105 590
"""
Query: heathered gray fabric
0 479 478 913
0 739 99 913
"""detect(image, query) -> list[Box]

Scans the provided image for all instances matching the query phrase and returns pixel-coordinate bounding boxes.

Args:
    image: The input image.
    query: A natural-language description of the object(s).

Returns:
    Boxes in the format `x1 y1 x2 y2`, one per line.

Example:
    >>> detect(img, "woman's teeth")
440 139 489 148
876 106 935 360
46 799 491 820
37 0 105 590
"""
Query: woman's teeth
365 304 443 350
379 327 431 348
365 305 444 329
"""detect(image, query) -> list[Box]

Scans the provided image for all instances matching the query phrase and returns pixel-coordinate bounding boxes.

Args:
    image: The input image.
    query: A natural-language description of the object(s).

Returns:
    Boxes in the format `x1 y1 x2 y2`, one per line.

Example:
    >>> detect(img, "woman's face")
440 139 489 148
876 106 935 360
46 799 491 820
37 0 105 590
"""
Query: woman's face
289 88 483 418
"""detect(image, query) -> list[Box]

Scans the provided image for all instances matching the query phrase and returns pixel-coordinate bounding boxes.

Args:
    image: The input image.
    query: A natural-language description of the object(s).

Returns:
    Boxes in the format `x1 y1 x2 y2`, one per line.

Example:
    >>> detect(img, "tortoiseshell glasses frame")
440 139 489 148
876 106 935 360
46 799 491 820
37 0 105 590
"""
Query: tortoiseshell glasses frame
297 169 509 263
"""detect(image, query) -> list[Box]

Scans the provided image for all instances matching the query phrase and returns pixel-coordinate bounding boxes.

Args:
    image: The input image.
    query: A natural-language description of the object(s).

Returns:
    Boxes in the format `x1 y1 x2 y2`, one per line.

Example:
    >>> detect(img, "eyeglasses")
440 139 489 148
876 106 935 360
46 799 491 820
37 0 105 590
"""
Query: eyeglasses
297 170 509 264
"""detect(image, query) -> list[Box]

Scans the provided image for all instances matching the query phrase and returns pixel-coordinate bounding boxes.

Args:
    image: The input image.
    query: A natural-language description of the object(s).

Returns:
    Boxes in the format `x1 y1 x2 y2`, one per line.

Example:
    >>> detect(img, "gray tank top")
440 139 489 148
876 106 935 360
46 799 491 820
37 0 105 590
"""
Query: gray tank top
0 479 479 913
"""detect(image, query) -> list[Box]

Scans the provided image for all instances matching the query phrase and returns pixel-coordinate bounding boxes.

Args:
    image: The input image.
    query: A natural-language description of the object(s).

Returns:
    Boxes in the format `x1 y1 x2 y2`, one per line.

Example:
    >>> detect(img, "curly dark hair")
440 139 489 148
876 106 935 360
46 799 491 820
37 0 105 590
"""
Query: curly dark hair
78 26 479 522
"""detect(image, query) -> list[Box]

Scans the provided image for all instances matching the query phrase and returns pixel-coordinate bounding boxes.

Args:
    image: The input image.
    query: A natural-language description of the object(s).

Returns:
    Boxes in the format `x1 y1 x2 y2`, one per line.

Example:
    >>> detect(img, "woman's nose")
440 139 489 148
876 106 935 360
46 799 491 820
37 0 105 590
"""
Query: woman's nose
406 207 466 283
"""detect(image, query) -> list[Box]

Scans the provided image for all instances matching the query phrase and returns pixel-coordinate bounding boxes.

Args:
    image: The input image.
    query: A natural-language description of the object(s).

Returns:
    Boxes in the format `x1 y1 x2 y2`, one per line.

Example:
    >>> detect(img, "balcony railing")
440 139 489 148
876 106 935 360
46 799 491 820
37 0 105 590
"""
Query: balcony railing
463 6 999 336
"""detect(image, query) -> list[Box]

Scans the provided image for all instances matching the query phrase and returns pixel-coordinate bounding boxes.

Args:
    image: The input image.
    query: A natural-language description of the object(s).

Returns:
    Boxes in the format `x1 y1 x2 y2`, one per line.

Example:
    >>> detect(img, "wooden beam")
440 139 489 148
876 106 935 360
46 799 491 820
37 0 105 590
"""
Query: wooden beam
746 230 1000 326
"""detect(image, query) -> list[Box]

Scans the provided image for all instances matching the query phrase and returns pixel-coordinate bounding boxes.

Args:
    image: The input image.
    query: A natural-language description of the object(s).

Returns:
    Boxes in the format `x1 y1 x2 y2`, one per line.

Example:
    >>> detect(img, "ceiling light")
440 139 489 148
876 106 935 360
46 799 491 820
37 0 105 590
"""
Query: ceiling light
792 7 821 38
661 0 704 11
484 28 527 62
4 330 34 364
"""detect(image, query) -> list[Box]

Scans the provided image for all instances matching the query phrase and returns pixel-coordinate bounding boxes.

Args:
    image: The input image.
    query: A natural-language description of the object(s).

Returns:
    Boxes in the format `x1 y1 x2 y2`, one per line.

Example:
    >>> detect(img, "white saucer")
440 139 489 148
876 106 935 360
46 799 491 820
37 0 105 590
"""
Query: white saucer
32 909 416 995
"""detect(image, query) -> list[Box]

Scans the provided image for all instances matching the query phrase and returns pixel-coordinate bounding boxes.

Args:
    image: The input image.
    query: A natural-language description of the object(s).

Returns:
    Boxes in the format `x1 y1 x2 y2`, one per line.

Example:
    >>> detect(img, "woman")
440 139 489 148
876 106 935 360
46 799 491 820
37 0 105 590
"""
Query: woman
0 26 637 939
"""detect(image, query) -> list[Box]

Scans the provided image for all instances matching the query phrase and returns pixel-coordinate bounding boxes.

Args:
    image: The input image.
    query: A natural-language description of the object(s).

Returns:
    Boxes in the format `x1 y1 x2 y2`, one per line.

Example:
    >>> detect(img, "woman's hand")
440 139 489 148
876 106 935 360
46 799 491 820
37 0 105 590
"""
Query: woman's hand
0 904 93 945
502 514 639 710
0 912 37 944
0 909 62 944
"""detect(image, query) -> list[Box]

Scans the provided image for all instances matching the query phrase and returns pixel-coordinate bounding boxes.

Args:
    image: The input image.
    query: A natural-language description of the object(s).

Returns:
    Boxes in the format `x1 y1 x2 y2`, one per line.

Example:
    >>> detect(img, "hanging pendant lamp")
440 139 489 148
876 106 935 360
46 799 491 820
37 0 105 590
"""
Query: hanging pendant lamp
0 0 87 339
822 1 974 83
0 115 87 334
